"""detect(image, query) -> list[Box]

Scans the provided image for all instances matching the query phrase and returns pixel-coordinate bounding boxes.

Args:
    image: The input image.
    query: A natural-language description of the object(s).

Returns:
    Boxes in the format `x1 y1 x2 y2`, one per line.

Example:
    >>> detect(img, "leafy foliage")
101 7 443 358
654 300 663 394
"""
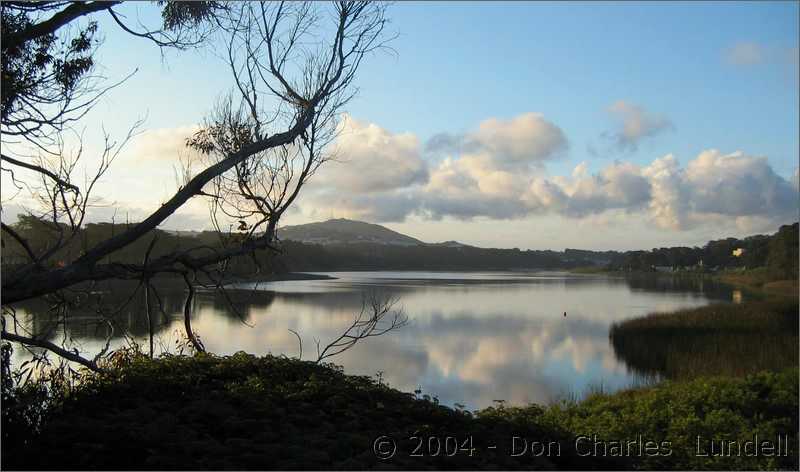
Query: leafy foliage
1 2 99 123
1 352 618 470
536 368 799 470
159 1 220 32
608 223 799 278
3 351 796 470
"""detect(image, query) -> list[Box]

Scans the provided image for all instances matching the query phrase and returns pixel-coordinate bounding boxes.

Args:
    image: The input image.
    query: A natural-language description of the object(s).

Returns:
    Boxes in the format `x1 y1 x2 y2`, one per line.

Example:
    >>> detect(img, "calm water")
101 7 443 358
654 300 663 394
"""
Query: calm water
8 271 739 409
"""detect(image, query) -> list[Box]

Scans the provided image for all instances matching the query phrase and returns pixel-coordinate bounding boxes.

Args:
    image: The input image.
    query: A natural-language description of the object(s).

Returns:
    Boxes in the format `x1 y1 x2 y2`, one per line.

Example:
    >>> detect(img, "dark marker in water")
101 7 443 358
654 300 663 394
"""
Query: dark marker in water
563 311 567 317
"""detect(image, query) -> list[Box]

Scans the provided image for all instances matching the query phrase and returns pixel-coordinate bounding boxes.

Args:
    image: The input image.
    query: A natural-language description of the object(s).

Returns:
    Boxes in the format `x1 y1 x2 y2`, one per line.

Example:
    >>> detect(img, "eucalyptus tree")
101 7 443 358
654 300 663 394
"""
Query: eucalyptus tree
1 1 394 372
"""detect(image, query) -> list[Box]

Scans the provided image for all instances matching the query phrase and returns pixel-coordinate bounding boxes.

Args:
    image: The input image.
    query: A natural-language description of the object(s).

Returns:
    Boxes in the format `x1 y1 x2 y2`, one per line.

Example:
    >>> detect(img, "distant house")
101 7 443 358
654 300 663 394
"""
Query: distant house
732 247 745 257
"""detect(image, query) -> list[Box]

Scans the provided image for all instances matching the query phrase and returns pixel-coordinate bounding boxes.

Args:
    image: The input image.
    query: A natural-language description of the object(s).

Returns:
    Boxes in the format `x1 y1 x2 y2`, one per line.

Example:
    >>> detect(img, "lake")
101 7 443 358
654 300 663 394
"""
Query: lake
7 271 740 409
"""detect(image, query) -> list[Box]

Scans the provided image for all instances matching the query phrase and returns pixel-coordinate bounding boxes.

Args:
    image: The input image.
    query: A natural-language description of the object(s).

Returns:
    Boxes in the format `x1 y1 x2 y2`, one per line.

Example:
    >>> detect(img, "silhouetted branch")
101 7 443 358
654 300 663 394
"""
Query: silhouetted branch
288 328 303 360
2 1 118 52
315 292 408 363
0 330 103 373
181 273 205 353
0 153 79 193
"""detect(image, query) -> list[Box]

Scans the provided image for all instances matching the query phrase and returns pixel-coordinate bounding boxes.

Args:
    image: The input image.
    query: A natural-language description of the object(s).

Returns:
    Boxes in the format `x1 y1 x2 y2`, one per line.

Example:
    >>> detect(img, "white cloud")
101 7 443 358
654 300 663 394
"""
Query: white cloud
304 112 566 222
467 112 568 167
606 100 673 152
641 154 690 230
685 150 797 219
122 125 201 163
7 114 793 239
322 115 428 193
725 41 766 66
557 161 652 217
302 191 421 223
298 114 796 231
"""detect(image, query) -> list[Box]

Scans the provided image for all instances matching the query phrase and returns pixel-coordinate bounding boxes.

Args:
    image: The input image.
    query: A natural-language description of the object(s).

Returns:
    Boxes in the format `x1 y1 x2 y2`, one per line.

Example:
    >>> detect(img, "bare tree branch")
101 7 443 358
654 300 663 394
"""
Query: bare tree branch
0 330 103 373
1 1 395 373
1 153 79 193
315 291 408 364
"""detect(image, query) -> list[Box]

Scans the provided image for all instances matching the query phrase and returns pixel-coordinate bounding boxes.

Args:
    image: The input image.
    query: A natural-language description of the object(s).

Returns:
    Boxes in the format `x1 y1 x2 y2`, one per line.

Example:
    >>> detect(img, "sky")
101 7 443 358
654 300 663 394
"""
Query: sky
2 1 798 250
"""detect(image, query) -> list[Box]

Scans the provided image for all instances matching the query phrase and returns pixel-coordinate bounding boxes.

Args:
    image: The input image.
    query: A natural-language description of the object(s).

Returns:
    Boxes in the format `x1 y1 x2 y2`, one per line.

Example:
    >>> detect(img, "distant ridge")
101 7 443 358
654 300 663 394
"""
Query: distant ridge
277 218 425 246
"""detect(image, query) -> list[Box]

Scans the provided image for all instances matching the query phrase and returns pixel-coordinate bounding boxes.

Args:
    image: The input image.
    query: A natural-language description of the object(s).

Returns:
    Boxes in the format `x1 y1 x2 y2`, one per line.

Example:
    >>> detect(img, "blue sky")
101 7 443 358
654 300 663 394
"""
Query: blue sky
3 2 798 250
356 1 799 176
92 1 798 173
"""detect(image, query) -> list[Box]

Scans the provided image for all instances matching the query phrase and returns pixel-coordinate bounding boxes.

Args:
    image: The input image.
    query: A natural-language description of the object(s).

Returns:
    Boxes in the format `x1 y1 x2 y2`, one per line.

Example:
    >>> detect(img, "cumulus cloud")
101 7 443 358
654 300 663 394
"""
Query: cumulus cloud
298 113 797 230
606 100 673 152
327 147 794 229
303 191 422 223
425 132 463 155
467 113 568 167
322 115 428 193
684 150 797 219
426 113 568 167
641 154 690 229
305 112 566 222
725 41 766 66
122 125 200 162
95 116 796 234
411 113 568 220
301 115 429 222
530 150 797 230
553 161 652 217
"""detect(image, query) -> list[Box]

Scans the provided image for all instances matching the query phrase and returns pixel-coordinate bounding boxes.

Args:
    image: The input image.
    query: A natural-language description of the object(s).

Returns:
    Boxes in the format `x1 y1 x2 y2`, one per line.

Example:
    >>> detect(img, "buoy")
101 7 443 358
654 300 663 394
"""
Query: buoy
563 311 567 317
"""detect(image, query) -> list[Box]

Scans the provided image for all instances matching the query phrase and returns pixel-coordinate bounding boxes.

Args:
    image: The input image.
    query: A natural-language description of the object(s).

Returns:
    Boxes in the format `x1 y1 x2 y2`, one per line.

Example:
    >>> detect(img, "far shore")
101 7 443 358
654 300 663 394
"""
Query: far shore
223 272 337 287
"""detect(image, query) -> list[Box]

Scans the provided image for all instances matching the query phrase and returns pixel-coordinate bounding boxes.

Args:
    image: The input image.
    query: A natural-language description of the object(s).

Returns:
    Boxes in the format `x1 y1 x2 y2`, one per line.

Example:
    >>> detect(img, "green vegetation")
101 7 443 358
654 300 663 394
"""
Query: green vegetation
607 223 799 280
715 267 799 297
534 368 799 470
0 215 602 275
2 351 619 470
2 352 796 470
4 216 797 276
610 299 798 380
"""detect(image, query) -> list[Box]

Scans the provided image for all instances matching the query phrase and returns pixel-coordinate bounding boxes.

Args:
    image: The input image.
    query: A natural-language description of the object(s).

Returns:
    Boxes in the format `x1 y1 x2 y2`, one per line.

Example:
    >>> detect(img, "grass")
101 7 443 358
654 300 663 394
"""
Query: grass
715 268 798 297
761 279 800 296
2 351 797 470
610 299 798 380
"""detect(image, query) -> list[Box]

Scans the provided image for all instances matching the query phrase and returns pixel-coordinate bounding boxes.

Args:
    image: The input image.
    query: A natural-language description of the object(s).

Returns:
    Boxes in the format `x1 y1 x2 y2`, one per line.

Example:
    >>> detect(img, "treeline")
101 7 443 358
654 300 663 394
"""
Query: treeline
607 222 799 280
273 241 595 271
3 215 797 279
0 216 283 277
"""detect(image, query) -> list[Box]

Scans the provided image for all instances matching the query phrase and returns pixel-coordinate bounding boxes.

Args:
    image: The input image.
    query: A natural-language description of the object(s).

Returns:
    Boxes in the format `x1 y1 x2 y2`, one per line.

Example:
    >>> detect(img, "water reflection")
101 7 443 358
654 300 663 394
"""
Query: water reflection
6 272 735 409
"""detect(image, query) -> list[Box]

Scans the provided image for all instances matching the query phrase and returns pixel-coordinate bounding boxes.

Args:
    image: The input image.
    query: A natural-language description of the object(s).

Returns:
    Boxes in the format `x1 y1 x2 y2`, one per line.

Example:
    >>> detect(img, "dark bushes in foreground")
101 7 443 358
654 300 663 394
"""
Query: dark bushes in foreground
2 351 797 470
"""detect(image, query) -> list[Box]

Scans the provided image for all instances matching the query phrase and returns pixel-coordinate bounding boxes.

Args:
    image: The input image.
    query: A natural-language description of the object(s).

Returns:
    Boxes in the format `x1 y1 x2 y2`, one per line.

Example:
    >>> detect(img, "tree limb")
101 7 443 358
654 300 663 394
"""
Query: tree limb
1 153 79 193
1 330 104 373
2 1 119 52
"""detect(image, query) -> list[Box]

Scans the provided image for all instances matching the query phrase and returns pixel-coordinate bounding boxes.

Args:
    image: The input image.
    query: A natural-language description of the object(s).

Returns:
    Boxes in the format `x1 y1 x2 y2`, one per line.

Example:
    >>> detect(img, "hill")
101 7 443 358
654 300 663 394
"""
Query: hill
2 214 796 276
277 218 424 246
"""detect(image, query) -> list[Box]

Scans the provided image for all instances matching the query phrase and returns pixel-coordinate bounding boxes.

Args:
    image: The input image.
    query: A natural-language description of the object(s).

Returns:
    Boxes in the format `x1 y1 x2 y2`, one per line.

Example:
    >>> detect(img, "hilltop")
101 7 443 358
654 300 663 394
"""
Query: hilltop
277 219 424 246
